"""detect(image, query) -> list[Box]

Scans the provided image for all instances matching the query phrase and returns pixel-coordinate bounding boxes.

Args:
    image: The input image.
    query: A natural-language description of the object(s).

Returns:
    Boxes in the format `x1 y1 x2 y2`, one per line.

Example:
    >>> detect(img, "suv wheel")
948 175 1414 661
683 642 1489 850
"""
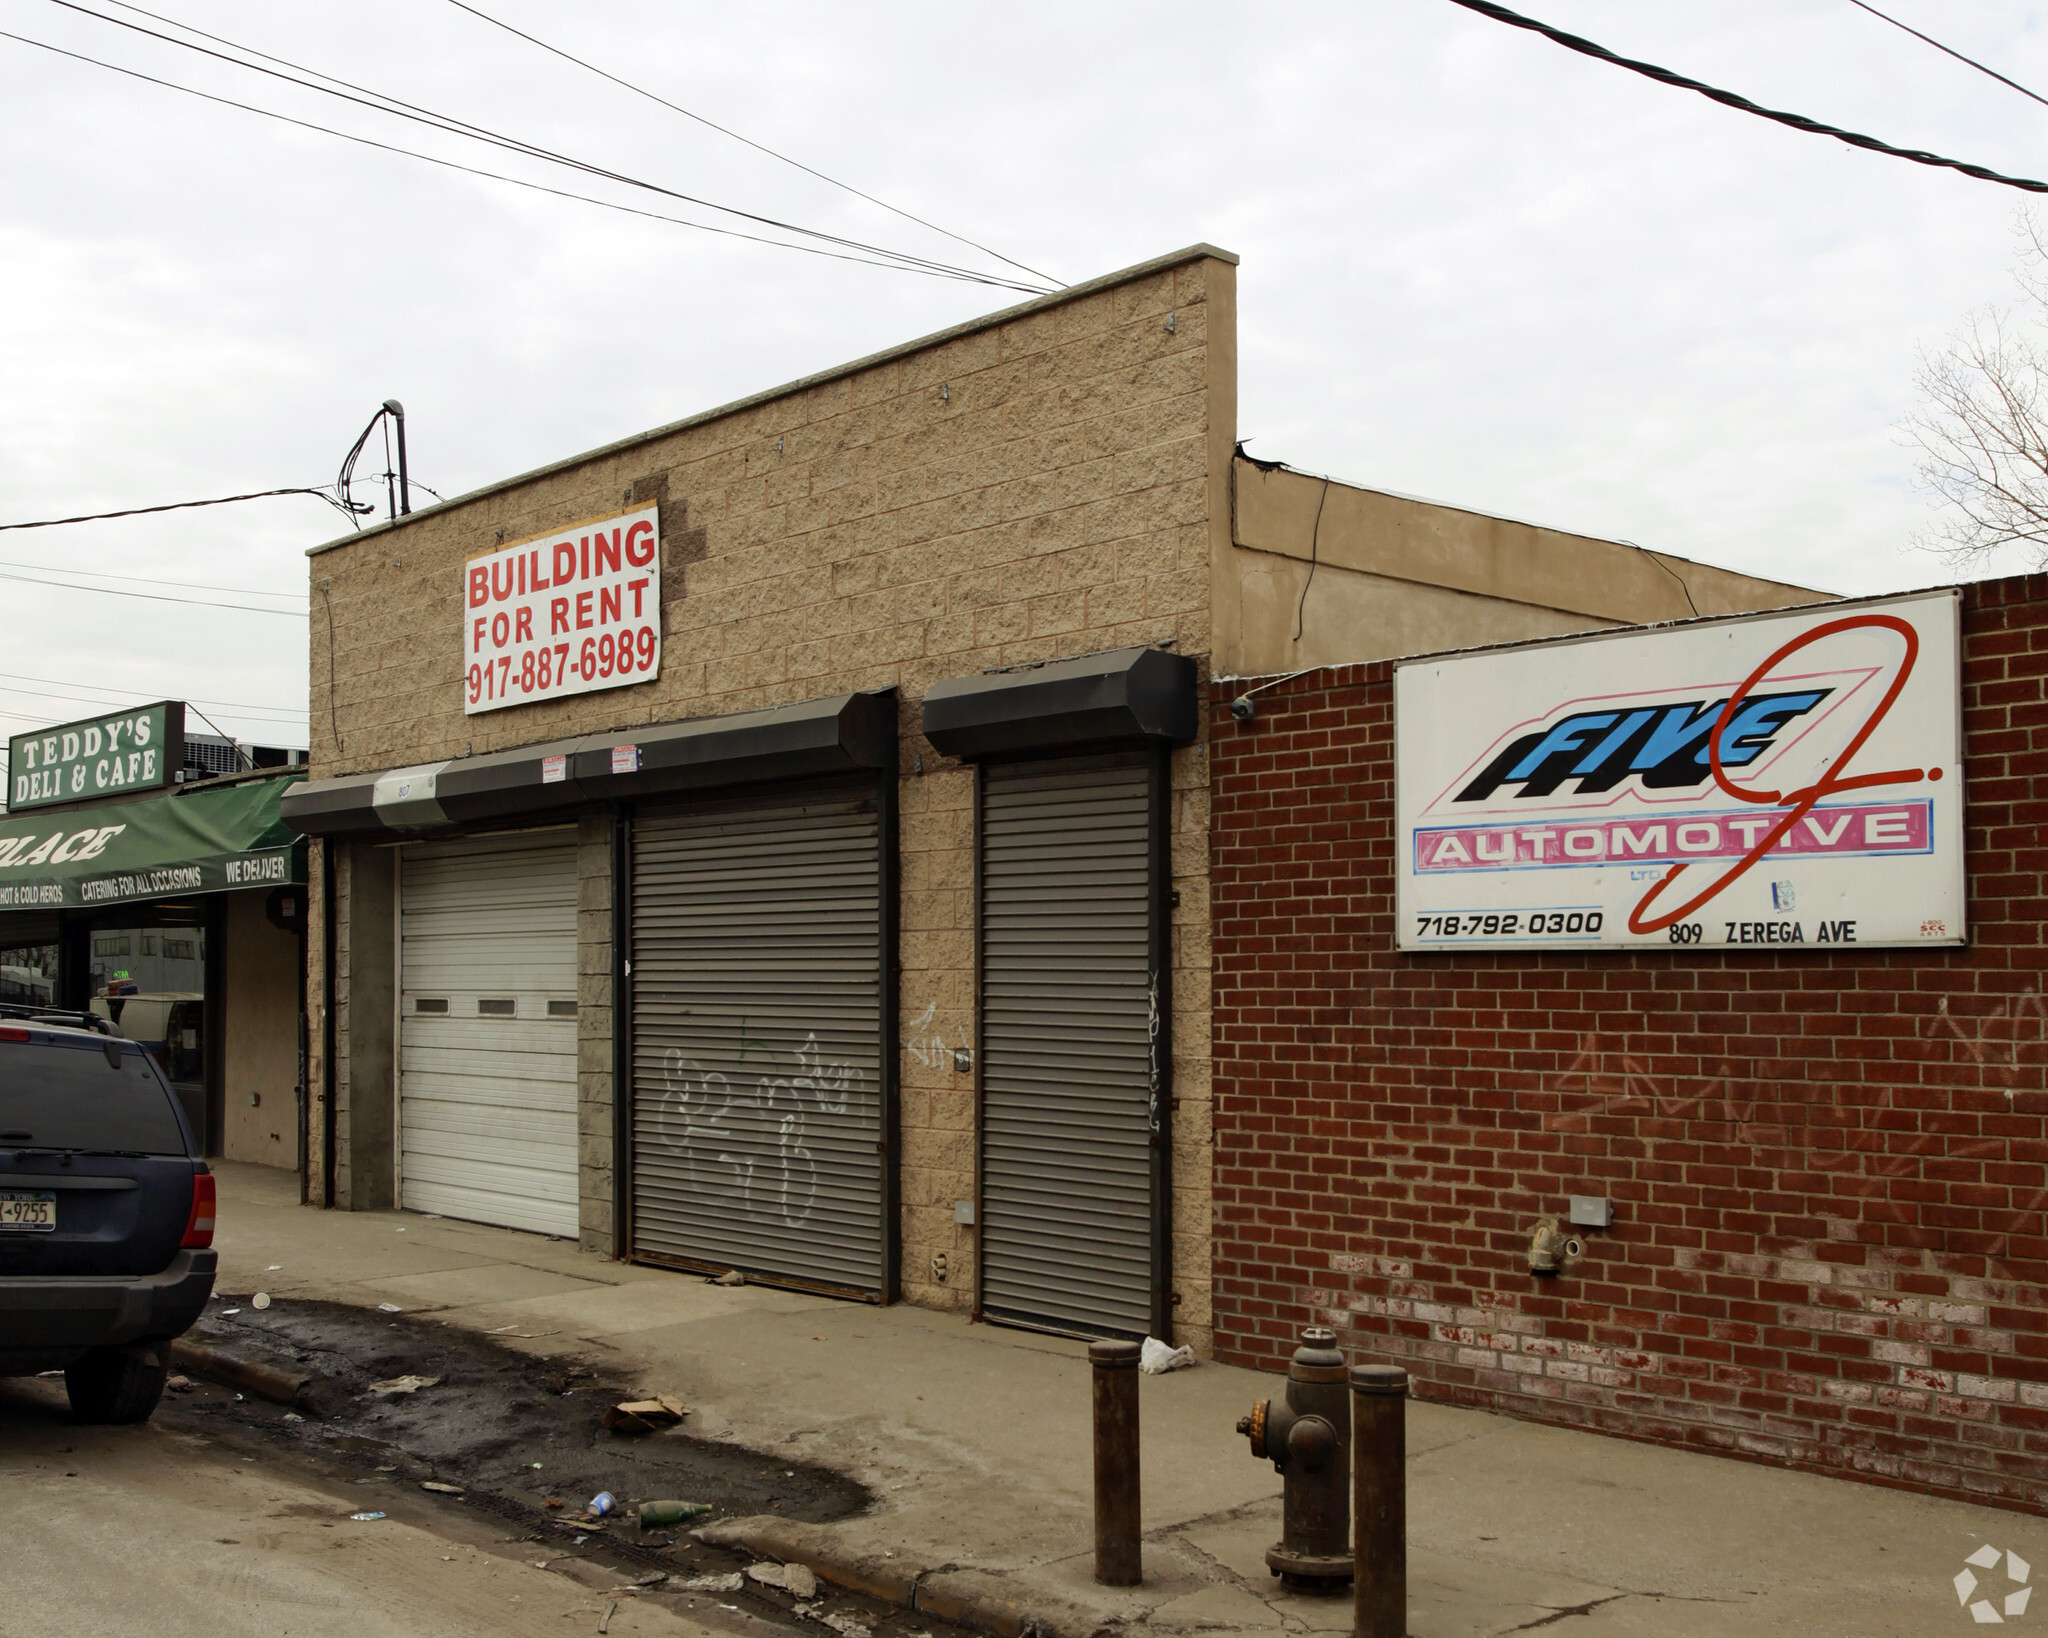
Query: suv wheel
66 1345 169 1424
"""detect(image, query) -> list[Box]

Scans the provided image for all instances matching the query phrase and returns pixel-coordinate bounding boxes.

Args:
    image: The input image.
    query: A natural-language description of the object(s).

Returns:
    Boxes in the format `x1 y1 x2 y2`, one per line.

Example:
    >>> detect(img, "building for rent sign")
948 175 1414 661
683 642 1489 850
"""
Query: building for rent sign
1394 589 1964 950
465 505 661 715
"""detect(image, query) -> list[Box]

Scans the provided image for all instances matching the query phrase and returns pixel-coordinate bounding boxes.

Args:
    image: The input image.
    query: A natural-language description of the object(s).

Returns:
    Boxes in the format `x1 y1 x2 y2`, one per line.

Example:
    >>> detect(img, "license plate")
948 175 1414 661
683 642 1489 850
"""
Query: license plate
0 1191 55 1232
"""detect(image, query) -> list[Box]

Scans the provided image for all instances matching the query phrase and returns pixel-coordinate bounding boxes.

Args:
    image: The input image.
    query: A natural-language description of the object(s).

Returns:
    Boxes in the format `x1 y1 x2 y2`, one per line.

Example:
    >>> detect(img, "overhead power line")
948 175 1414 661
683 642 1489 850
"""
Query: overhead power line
82 0 1027 287
42 0 1052 293
0 568 303 617
0 681 304 727
1443 0 2048 196
0 561 303 597
67 0 1022 284
0 676 309 764
0 558 303 600
1846 1 2048 114
0 485 345 533
1 25 1040 291
0 705 102 731
440 0 1062 289
0 670 306 718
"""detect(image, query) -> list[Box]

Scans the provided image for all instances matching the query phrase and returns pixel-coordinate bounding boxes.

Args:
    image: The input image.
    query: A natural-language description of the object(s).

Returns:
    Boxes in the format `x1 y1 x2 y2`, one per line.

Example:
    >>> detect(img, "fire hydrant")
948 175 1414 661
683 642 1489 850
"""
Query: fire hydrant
1234 1325 1352 1592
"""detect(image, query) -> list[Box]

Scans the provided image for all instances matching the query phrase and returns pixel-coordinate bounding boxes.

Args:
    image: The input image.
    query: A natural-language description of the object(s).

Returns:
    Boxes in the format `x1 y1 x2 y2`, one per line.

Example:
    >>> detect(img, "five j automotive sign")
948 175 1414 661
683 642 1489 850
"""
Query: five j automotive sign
465 505 661 714
1395 590 1964 951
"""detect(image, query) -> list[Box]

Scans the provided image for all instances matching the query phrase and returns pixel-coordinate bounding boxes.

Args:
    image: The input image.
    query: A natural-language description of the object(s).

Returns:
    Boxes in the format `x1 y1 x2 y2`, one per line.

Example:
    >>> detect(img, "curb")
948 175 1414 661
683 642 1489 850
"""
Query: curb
169 1335 316 1411
695 1517 1112 1638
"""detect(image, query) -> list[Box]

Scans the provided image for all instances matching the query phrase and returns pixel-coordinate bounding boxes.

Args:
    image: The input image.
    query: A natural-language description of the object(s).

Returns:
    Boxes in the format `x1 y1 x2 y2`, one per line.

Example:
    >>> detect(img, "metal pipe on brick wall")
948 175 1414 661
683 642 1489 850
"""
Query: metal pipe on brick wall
1350 1364 1408 1638
1090 1338 1142 1585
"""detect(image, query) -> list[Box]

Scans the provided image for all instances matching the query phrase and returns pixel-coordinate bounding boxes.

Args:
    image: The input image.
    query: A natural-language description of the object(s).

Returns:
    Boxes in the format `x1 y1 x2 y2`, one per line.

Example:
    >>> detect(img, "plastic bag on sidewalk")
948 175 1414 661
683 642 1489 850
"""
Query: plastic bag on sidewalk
1139 1336 1195 1374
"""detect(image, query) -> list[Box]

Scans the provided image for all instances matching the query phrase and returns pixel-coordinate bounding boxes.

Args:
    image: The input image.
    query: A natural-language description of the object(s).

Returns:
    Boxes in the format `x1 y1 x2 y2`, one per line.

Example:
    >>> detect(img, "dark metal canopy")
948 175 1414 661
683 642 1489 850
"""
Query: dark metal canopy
282 688 896 836
920 647 1197 760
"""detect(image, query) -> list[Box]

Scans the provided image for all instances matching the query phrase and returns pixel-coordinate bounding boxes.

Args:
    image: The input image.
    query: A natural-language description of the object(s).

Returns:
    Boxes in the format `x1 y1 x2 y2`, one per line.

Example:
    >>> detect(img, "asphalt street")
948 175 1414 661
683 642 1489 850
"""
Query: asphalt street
0 1371 849 1638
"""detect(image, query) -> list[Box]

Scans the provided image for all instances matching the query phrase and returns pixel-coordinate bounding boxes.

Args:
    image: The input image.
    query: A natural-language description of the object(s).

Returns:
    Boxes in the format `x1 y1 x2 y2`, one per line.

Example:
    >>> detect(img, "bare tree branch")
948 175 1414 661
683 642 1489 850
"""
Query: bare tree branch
1908 211 2048 568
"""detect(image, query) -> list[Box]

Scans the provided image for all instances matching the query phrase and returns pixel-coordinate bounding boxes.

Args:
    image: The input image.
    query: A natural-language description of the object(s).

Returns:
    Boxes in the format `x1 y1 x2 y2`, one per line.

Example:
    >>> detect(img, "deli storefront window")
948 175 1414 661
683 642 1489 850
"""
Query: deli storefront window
0 774 305 1165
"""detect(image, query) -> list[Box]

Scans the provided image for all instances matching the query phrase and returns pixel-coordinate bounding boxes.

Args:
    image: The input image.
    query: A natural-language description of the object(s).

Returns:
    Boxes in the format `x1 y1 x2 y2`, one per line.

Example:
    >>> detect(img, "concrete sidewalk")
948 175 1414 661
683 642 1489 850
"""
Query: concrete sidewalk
212 1162 2033 1636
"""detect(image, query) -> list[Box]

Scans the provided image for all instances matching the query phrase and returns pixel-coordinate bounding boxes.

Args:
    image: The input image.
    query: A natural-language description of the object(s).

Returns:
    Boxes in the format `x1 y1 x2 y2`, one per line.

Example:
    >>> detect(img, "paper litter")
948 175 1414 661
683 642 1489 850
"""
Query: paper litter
368 1374 440 1396
1139 1336 1196 1374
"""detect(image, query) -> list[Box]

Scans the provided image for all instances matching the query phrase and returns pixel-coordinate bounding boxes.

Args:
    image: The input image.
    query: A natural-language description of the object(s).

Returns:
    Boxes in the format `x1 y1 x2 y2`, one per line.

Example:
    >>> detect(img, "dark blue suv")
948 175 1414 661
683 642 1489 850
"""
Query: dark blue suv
0 1005 217 1422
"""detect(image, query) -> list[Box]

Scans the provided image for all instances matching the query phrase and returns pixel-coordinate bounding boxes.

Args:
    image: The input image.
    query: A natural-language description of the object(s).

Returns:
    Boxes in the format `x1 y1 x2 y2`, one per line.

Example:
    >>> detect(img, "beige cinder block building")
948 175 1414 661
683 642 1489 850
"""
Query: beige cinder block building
289 245 1817 1352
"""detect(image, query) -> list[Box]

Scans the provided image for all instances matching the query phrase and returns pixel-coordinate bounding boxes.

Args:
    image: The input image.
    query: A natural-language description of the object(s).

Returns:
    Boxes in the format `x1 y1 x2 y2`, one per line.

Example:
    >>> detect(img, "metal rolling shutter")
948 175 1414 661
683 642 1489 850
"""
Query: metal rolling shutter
630 783 885 1296
979 753 1156 1338
398 829 579 1236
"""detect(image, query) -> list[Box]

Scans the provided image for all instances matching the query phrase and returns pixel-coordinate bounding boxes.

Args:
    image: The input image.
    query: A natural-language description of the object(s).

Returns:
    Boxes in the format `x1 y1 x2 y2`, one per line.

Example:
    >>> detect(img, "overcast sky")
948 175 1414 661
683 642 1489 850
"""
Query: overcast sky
2 0 2045 759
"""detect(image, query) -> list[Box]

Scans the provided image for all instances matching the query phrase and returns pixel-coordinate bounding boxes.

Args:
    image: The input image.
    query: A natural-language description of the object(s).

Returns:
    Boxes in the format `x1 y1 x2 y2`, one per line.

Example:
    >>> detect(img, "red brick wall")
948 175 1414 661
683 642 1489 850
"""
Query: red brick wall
1209 575 2048 1512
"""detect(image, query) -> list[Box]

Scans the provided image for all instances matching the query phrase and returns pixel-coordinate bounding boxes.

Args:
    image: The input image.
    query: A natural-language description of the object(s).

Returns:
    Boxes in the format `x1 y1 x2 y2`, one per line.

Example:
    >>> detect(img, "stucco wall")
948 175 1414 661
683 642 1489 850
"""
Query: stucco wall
305 247 1234 1347
220 887 298 1167
1218 461 1826 675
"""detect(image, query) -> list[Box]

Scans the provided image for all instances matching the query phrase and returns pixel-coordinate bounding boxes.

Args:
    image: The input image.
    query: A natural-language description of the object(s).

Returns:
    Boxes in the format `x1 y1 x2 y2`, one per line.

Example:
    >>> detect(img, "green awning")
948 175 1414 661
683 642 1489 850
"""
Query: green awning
0 776 305 911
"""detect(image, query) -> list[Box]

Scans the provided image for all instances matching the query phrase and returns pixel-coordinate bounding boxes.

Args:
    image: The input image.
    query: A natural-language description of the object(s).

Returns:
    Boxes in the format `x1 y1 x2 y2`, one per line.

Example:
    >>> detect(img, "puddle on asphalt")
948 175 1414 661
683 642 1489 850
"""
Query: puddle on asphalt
182 1297 870 1528
158 1299 953 1636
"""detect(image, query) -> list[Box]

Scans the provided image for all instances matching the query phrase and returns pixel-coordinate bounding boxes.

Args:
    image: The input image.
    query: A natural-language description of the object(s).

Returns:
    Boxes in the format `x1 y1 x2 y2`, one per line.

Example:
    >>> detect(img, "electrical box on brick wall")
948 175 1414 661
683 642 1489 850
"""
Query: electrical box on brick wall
1394 589 1964 953
1569 1196 1613 1229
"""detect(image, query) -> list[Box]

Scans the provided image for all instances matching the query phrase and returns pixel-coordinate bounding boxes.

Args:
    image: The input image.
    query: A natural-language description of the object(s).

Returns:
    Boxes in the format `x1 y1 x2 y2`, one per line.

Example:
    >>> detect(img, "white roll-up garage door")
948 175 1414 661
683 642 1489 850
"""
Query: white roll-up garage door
398 829 579 1236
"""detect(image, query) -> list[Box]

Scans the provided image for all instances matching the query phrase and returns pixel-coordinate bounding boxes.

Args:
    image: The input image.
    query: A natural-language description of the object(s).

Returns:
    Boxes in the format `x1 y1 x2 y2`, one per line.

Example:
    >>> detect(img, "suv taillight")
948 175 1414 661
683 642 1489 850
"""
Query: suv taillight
181 1170 216 1249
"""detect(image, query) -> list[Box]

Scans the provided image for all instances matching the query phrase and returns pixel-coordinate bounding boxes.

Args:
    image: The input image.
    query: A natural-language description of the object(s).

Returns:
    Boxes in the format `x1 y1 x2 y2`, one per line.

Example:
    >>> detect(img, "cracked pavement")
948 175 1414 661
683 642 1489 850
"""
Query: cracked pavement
192 1162 2043 1636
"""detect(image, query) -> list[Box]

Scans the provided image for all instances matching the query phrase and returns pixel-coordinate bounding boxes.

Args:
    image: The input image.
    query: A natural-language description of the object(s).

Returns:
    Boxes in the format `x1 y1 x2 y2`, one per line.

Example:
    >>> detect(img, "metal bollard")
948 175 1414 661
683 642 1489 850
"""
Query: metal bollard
1349 1364 1408 1638
1090 1338 1143 1585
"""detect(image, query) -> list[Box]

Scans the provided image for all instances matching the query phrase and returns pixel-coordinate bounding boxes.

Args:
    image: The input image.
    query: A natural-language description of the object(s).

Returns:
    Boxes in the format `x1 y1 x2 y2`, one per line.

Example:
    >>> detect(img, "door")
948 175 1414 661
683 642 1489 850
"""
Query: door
978 751 1162 1339
86 922 209 1151
629 781 890 1297
398 829 579 1236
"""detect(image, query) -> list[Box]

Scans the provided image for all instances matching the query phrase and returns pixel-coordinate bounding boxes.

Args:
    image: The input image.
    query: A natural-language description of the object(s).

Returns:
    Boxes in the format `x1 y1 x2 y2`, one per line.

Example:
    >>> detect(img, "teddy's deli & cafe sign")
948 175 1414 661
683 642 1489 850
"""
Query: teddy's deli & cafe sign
7 703 185 813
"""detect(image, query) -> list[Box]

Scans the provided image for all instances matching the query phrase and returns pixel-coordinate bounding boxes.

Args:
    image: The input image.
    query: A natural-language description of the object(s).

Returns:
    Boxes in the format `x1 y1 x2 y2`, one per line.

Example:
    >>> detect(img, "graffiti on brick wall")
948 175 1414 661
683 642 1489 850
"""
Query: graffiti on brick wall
1921 990 2048 1263
1534 1001 2048 1265
1926 990 2048 1091
1539 1036 1760 1140
1211 614 2048 1498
